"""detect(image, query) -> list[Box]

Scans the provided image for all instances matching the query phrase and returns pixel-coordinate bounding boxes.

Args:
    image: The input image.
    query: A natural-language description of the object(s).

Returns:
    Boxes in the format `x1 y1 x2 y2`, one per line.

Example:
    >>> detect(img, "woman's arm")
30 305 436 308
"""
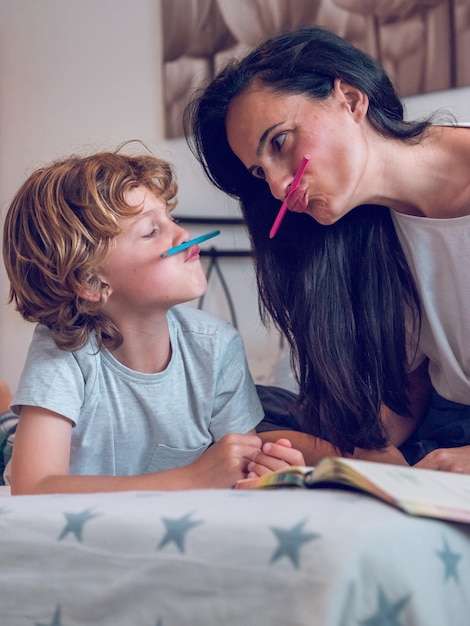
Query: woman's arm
380 357 432 447
257 358 433 469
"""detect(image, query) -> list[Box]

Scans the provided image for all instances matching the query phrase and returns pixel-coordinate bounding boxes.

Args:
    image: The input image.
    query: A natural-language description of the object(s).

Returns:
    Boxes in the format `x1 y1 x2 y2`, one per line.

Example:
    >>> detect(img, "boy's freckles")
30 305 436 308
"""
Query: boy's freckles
97 190 207 314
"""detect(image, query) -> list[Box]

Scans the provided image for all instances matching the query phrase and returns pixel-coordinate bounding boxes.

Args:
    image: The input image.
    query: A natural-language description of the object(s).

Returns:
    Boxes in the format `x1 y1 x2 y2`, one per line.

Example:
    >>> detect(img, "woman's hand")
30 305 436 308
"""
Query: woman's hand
414 446 470 473
246 438 306 478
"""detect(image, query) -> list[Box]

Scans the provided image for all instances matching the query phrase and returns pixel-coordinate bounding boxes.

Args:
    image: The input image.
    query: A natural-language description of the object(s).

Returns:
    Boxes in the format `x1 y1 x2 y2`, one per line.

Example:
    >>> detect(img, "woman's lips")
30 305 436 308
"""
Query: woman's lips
287 186 308 213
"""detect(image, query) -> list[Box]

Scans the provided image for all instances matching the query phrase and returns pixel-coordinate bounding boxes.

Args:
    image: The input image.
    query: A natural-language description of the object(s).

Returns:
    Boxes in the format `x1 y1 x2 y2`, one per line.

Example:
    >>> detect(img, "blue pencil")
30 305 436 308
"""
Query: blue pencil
160 229 220 258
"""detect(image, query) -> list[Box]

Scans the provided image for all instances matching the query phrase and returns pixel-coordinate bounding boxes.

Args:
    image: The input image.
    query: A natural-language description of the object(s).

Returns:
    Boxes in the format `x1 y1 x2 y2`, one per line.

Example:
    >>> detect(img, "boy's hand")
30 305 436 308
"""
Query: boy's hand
190 432 263 488
246 438 306 478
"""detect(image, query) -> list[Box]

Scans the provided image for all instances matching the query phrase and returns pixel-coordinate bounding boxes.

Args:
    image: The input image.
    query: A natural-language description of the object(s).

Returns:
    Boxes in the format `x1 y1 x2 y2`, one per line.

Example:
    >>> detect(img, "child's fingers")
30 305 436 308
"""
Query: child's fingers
246 459 276 477
261 441 305 466
273 438 292 448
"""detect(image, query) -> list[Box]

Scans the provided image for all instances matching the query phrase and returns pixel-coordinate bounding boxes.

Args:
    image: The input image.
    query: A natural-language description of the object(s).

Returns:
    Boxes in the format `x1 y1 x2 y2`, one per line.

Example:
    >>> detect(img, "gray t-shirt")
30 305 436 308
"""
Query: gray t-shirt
12 305 264 476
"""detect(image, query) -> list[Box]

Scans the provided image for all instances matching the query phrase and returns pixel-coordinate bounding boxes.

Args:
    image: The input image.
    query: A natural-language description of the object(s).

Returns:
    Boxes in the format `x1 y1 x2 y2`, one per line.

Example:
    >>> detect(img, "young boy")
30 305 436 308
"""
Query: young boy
3 148 303 495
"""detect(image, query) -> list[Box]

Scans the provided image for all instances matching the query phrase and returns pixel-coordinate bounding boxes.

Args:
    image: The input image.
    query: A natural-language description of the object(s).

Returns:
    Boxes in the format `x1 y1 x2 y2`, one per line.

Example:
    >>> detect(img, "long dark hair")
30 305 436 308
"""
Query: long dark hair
184 27 427 452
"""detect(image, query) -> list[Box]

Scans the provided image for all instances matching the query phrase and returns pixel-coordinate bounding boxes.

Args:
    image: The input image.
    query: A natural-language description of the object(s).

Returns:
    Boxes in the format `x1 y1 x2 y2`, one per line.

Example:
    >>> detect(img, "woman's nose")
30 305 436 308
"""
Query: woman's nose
266 173 292 202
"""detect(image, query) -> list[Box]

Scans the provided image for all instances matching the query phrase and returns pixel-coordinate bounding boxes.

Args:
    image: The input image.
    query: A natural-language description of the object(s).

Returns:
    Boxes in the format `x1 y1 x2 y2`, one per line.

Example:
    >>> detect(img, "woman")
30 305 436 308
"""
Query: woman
184 26 470 472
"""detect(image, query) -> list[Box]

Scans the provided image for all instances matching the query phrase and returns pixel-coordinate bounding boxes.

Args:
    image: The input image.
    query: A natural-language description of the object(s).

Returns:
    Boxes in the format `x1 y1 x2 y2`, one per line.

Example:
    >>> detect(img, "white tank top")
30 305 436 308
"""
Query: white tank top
391 210 470 403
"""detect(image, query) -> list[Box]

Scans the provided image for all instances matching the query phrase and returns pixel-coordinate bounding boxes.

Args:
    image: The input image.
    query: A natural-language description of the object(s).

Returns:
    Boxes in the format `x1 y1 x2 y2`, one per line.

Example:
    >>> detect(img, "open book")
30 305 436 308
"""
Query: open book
235 457 470 524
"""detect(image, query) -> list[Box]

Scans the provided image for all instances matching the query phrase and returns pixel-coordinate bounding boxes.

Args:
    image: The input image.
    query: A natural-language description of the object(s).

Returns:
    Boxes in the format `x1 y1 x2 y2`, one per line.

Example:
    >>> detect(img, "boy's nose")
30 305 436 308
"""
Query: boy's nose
176 223 191 242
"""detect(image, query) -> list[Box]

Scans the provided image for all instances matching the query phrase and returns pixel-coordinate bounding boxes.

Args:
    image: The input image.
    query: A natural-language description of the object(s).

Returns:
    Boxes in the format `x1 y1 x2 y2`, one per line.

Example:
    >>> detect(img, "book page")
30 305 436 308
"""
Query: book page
327 459 470 513
235 458 470 523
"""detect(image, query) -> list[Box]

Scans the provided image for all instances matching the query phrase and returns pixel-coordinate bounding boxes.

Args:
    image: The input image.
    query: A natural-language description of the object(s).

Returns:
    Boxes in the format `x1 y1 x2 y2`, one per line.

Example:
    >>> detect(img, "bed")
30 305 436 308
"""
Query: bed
3 219 470 626
0 485 469 626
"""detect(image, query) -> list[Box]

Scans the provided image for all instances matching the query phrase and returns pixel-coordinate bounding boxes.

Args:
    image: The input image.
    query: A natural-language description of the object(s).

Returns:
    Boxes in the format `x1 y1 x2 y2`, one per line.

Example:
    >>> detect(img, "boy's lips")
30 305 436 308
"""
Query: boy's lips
186 244 201 260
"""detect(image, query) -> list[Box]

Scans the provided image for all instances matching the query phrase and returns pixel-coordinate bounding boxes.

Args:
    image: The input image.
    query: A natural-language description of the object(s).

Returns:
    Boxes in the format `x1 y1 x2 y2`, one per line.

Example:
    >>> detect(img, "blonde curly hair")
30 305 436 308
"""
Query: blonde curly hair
3 146 177 351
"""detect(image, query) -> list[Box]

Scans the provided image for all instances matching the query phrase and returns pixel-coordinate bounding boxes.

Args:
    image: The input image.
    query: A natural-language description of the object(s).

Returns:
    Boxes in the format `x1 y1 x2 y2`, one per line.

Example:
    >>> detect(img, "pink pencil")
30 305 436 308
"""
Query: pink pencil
269 157 310 239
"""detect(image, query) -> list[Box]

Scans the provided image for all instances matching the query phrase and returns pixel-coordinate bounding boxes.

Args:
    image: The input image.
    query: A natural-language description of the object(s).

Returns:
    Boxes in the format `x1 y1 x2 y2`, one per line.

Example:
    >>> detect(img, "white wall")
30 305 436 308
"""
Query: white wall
1 1 470 394
0 0 281 393
403 85 470 121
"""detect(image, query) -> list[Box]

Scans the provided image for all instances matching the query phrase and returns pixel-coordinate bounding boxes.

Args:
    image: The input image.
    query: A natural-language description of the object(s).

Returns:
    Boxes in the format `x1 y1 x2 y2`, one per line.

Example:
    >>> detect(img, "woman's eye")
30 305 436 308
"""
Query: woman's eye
251 166 266 180
272 132 286 152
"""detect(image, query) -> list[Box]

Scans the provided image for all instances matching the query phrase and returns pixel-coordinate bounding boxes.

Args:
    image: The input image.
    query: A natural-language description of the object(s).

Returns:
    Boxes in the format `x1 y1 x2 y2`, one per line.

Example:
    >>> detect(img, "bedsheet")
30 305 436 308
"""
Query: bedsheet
0 486 469 626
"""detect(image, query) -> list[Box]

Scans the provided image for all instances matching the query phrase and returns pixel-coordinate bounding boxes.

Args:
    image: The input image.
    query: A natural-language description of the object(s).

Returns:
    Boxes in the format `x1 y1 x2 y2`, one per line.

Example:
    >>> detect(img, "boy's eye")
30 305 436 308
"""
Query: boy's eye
144 228 158 238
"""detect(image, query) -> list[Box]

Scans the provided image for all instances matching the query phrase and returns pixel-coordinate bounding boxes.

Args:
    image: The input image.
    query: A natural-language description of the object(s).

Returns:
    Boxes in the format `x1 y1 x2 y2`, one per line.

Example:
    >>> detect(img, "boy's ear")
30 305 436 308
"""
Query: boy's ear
334 78 369 122
76 279 112 302
76 286 102 302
